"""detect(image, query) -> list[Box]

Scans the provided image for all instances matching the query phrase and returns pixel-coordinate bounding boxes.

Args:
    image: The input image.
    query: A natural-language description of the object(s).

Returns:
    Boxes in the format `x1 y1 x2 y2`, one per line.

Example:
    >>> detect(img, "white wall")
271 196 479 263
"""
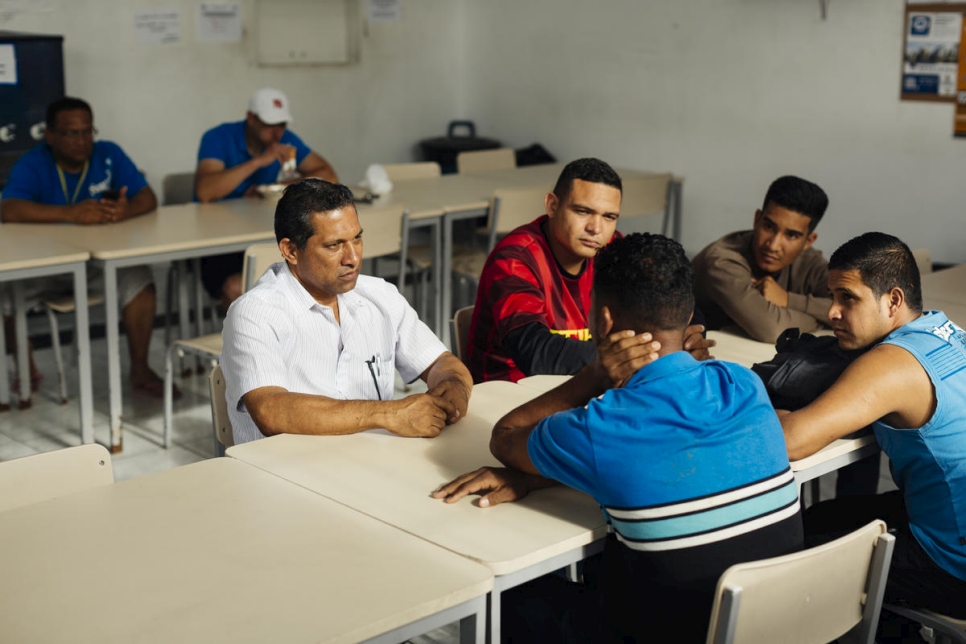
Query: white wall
2 0 464 194
461 0 966 263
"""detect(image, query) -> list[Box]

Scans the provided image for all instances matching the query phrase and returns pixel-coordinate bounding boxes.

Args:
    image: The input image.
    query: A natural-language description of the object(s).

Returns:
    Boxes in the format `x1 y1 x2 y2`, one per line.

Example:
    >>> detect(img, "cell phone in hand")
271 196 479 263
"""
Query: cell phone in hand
100 189 121 201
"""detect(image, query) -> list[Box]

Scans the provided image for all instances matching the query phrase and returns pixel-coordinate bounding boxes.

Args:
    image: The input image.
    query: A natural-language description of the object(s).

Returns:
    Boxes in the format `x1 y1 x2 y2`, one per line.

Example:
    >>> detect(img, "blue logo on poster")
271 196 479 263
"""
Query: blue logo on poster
911 15 931 36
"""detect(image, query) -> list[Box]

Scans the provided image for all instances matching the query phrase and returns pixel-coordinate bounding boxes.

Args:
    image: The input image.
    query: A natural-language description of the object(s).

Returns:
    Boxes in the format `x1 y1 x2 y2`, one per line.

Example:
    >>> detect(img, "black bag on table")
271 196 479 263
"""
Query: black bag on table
751 328 869 411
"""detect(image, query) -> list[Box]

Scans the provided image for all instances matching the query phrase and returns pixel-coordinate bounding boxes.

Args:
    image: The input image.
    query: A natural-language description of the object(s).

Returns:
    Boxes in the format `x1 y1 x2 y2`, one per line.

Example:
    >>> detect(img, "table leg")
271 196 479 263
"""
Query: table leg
104 264 123 452
441 213 453 347
487 588 502 644
72 265 94 444
432 218 443 340
0 294 9 411
12 282 30 410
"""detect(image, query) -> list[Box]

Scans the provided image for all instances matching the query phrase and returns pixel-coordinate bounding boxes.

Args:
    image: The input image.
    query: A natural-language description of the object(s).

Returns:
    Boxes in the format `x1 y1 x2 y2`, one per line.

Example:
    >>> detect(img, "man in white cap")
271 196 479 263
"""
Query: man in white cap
194 87 339 307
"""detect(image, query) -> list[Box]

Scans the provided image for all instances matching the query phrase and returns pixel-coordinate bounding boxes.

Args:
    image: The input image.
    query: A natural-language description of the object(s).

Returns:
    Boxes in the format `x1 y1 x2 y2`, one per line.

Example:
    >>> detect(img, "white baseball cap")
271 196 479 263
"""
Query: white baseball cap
247 87 293 125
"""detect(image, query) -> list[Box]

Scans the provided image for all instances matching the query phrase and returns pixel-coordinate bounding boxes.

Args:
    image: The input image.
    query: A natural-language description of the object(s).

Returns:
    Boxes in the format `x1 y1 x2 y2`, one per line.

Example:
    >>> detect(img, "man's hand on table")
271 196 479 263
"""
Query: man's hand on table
431 466 556 508
684 324 716 361
70 199 115 225
428 378 470 424
255 142 296 169
386 393 457 437
752 275 790 308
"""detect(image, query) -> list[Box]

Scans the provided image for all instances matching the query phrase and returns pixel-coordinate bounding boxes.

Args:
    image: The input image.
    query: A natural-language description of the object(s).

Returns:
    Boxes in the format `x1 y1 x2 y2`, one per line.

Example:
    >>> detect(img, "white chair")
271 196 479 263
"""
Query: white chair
706 519 895 644
381 163 441 318
163 242 281 448
0 444 113 513
382 161 441 182
450 185 548 308
912 248 933 276
882 605 966 644
456 148 515 175
208 364 233 457
451 305 474 363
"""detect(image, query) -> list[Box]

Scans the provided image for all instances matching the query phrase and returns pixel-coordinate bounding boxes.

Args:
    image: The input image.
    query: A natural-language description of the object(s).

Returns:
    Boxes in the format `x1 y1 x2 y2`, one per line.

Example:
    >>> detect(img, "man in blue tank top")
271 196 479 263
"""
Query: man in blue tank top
781 232 966 621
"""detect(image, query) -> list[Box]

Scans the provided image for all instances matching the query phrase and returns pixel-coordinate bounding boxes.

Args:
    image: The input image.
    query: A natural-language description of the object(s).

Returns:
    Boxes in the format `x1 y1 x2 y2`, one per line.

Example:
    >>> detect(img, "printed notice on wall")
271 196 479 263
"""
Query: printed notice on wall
369 0 402 23
955 17 966 135
902 11 962 100
134 8 181 45
0 44 17 85
198 3 241 43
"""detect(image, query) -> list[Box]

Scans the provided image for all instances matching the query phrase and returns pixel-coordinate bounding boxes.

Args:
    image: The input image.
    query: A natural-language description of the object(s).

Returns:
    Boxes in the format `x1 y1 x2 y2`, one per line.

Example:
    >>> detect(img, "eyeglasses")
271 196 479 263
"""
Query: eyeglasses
53 127 97 139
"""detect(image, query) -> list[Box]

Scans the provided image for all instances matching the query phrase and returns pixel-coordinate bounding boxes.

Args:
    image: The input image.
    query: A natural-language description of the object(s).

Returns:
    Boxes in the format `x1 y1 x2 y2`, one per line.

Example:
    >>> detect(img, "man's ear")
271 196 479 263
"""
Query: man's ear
887 287 905 317
599 305 615 338
278 238 298 264
803 231 818 251
753 208 763 227
545 192 559 219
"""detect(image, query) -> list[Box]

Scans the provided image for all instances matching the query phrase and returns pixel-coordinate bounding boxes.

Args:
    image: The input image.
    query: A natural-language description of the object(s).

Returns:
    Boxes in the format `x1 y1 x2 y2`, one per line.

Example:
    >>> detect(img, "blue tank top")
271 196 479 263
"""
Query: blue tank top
874 310 966 581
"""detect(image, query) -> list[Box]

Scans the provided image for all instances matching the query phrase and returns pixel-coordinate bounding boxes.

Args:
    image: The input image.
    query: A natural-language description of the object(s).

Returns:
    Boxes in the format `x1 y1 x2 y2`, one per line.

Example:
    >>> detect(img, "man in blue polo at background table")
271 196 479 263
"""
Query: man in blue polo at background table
194 87 339 310
0 96 167 397
435 233 802 642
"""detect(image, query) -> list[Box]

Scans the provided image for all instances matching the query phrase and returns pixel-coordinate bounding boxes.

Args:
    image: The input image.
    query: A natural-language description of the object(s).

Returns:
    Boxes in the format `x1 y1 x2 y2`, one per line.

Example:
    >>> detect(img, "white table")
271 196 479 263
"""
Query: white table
0 229 94 442
922 264 966 306
0 457 493 643
227 380 609 641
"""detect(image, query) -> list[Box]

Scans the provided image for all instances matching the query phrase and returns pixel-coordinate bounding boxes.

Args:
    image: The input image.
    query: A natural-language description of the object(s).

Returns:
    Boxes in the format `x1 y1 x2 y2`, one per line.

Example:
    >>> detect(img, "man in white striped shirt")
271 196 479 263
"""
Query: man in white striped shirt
221 179 472 445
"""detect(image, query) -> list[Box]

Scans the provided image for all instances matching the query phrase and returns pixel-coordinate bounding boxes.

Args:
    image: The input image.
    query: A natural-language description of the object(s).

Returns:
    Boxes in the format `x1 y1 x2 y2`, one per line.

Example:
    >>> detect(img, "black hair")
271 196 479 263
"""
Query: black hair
593 233 694 331
761 175 829 232
46 97 93 129
274 179 355 249
828 232 923 314
552 158 622 201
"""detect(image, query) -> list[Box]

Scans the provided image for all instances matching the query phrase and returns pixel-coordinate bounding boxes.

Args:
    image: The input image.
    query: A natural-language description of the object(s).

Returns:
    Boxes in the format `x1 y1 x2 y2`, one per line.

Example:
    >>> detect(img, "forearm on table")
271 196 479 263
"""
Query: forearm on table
195 160 261 202
491 362 606 473
245 387 403 437
423 353 472 395
125 187 158 219
505 322 596 376
717 284 821 343
298 153 338 183
0 198 73 223
787 291 832 322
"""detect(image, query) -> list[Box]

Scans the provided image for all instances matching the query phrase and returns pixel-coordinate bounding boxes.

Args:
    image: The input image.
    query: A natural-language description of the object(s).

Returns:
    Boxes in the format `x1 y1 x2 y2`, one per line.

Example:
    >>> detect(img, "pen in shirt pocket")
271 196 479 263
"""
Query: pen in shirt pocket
366 353 382 400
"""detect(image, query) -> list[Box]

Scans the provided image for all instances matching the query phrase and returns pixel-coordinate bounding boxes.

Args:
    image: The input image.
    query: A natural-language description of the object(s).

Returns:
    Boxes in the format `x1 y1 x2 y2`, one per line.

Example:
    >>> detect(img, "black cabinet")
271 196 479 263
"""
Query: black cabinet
0 31 64 189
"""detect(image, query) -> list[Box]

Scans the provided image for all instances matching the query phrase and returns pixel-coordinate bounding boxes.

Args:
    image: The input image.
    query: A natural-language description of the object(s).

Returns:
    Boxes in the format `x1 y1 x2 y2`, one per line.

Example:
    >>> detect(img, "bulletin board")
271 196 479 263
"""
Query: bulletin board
901 2 966 102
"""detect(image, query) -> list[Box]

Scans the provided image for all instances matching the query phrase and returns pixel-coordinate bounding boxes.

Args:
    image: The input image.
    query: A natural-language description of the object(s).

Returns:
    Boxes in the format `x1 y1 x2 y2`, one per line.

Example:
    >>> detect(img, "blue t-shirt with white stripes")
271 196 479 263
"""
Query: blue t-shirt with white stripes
528 351 802 640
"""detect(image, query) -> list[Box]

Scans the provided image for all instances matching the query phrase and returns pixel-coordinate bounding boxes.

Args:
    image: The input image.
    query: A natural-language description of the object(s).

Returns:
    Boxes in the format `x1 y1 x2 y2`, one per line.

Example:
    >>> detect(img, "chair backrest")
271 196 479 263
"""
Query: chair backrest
162 172 196 205
241 242 283 293
0 444 114 513
358 204 405 260
209 364 234 450
620 173 672 218
487 185 549 251
912 248 933 275
452 305 474 362
457 148 516 175
382 162 441 182
706 519 894 644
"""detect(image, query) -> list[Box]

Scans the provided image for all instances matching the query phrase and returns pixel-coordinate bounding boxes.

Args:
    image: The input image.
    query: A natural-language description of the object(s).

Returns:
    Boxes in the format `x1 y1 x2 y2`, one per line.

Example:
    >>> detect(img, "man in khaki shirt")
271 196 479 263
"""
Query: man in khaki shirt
692 175 830 344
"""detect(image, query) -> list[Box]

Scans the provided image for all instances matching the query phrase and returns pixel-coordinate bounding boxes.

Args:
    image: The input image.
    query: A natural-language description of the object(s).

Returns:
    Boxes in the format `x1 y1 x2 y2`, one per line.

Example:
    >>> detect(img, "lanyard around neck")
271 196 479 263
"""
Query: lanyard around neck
56 161 90 205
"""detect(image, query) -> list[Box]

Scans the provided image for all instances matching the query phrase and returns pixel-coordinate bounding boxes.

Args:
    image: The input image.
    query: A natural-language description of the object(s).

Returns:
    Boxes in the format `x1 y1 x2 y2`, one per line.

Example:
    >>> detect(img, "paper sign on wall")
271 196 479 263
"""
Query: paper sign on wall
955 17 966 135
134 8 181 45
902 11 962 99
369 0 402 23
0 44 17 85
198 3 241 43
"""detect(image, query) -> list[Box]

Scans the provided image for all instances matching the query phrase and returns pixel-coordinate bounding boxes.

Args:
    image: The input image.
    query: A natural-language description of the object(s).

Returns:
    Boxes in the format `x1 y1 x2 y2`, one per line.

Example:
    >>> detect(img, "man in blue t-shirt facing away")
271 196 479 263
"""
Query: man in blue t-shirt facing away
434 233 803 642
781 232 966 627
194 87 338 310
1 97 168 397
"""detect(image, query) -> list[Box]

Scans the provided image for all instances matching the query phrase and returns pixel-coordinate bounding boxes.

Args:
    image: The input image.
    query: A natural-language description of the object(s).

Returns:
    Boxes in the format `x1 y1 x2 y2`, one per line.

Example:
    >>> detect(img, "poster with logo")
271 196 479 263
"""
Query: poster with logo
955 17 966 135
901 7 963 101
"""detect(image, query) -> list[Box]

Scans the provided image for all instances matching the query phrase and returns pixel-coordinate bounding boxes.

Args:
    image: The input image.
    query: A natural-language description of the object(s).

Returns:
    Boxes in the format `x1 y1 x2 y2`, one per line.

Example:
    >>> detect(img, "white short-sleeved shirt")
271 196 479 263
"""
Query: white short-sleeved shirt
221 263 447 444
